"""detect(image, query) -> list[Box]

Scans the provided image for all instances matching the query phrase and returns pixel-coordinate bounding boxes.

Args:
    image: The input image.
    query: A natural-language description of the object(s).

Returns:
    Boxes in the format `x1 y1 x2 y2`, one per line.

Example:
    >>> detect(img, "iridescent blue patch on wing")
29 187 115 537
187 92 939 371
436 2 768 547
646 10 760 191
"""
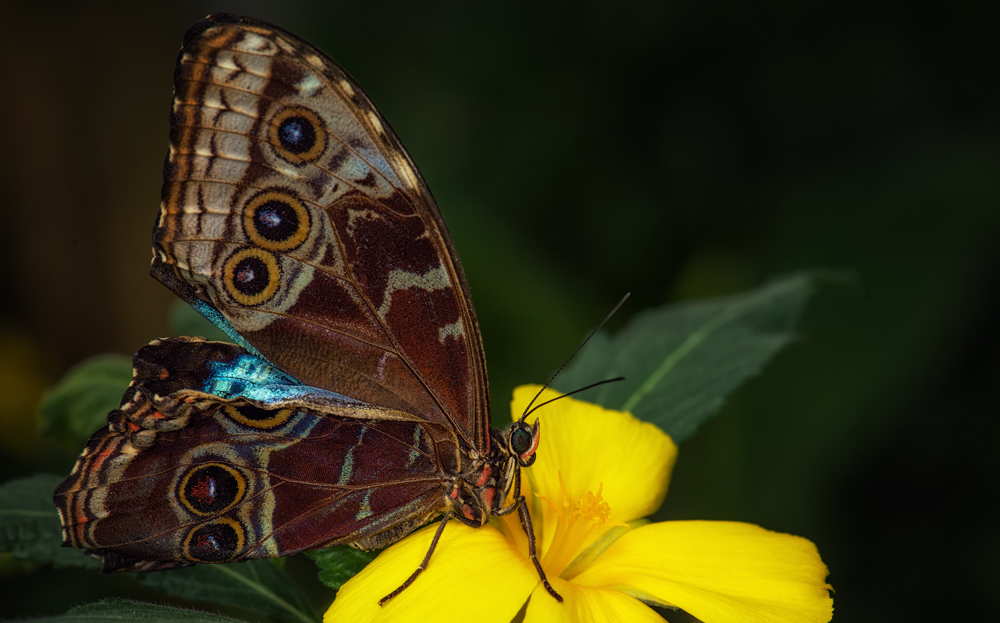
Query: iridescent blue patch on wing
203 351 364 407
190 300 267 360
203 352 297 398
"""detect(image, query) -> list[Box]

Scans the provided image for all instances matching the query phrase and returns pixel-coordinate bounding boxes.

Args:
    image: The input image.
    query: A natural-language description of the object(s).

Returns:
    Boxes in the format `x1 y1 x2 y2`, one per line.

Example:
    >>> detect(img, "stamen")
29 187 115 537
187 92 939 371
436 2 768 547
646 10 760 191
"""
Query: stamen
535 476 626 578
499 472 632 581
574 483 613 525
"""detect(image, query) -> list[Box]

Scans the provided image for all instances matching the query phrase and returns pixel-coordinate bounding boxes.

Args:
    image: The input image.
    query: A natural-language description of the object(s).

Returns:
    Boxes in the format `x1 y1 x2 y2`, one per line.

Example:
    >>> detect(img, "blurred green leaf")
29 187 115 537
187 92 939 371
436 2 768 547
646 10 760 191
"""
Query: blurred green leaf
0 474 100 569
38 302 230 447
39 354 131 445
28 599 249 623
553 273 821 443
140 561 319 623
306 546 378 592
170 301 229 342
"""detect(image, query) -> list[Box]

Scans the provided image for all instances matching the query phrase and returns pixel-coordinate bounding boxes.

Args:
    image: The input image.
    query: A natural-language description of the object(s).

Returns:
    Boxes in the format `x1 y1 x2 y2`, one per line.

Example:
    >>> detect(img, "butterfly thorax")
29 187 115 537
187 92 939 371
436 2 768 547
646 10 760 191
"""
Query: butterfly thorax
447 419 540 527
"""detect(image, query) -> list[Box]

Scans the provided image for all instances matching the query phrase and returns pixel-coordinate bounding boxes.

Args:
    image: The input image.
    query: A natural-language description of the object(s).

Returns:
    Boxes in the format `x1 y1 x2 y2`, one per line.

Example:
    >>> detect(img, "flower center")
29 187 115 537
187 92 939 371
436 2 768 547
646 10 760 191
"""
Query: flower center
534 473 628 579
575 489 614 524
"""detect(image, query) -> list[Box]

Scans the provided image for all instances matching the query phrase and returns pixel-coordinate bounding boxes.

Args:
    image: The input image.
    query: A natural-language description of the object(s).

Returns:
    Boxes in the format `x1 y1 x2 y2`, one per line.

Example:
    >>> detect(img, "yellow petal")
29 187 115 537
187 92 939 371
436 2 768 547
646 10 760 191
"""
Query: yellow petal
524 576 667 623
511 385 677 525
325 521 537 623
572 521 834 623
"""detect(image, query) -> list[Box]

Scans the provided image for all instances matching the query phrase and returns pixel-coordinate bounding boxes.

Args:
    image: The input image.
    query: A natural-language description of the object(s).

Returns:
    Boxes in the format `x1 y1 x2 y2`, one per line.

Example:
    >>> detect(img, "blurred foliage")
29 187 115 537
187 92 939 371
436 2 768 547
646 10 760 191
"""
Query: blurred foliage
29 600 251 623
39 356 132 447
555 273 822 442
306 547 379 594
0 327 51 463
0 475 99 570
0 0 997 620
137 562 319 623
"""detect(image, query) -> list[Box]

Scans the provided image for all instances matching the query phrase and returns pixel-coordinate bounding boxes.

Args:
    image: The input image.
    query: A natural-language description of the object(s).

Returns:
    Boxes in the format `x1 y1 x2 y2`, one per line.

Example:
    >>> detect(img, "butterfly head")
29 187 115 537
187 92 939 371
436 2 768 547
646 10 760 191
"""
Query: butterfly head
507 418 540 467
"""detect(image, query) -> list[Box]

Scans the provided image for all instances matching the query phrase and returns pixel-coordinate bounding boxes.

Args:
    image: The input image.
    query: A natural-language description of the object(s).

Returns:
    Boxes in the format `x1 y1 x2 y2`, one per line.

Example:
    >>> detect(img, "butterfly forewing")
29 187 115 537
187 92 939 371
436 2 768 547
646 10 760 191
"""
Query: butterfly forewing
156 15 489 450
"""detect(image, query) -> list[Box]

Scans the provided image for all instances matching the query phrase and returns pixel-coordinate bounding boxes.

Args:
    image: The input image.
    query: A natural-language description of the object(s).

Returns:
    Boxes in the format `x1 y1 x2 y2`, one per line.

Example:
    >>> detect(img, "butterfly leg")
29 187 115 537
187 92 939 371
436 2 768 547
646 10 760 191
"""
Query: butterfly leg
495 474 563 602
515 496 563 602
379 511 454 606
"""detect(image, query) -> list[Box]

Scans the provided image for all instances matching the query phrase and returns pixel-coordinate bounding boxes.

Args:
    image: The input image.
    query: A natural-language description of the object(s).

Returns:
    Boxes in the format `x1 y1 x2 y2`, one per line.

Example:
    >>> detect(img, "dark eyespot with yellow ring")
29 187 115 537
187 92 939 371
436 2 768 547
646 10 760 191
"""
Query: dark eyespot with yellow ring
178 462 246 516
269 107 326 164
243 191 311 252
183 517 244 563
222 248 281 306
223 404 294 430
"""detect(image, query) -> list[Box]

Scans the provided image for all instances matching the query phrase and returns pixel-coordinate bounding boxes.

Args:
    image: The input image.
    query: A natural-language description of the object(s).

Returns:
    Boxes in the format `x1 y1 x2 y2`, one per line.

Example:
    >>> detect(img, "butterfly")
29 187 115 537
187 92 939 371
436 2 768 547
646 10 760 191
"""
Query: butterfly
53 13 561 604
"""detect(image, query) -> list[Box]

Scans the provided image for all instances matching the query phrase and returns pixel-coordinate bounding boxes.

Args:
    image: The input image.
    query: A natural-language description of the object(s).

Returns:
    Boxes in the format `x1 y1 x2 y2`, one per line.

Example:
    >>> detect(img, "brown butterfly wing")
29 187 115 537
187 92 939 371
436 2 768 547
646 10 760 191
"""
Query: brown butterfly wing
154 14 489 452
54 338 461 571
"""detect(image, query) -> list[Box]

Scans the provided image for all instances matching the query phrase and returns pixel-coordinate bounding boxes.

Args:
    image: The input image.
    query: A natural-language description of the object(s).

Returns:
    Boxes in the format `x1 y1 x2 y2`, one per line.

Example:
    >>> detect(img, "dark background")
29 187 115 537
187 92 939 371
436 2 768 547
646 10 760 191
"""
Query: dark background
1 1 997 620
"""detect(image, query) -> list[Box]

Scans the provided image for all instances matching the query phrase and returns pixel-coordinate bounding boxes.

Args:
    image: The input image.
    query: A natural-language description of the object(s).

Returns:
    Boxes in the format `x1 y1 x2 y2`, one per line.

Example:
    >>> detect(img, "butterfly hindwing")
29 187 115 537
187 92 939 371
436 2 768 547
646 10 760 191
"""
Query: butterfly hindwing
54 338 460 571
155 14 489 449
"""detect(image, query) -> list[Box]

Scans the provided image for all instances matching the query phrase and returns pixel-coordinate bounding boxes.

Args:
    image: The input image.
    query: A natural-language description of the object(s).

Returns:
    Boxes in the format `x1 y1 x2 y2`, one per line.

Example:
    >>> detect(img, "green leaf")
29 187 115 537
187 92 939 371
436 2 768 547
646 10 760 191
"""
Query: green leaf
39 354 132 445
170 300 229 342
28 599 249 623
139 561 319 623
0 474 100 569
307 545 378 592
553 273 821 443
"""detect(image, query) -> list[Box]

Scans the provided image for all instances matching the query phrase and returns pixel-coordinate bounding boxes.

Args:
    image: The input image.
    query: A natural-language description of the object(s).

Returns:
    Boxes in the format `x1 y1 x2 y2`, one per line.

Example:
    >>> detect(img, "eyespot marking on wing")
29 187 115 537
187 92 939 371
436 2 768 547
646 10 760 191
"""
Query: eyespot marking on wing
178 462 247 516
183 517 245 563
223 248 282 306
223 404 295 429
243 190 311 252
269 107 328 165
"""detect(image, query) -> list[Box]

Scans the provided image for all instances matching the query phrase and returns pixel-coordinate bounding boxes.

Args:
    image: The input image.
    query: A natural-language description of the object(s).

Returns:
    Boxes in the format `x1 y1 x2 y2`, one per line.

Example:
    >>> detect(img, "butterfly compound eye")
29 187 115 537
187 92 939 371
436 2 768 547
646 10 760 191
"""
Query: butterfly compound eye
511 429 533 455
509 420 540 467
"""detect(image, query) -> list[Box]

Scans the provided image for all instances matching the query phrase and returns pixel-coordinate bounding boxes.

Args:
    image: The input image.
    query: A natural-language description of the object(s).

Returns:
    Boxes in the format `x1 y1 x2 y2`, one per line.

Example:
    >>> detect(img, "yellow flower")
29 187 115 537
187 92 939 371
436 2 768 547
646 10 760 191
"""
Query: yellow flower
326 386 833 623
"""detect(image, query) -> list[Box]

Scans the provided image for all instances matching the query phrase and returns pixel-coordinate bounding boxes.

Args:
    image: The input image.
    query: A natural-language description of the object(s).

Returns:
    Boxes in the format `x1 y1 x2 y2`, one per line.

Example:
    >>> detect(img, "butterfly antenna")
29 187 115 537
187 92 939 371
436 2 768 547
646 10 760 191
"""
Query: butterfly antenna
519 293 630 423
522 376 625 420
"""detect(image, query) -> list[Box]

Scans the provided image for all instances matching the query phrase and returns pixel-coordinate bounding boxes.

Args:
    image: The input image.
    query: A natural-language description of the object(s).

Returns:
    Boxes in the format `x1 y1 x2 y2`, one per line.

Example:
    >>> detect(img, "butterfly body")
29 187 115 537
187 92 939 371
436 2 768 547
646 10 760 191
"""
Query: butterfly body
54 14 558 600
